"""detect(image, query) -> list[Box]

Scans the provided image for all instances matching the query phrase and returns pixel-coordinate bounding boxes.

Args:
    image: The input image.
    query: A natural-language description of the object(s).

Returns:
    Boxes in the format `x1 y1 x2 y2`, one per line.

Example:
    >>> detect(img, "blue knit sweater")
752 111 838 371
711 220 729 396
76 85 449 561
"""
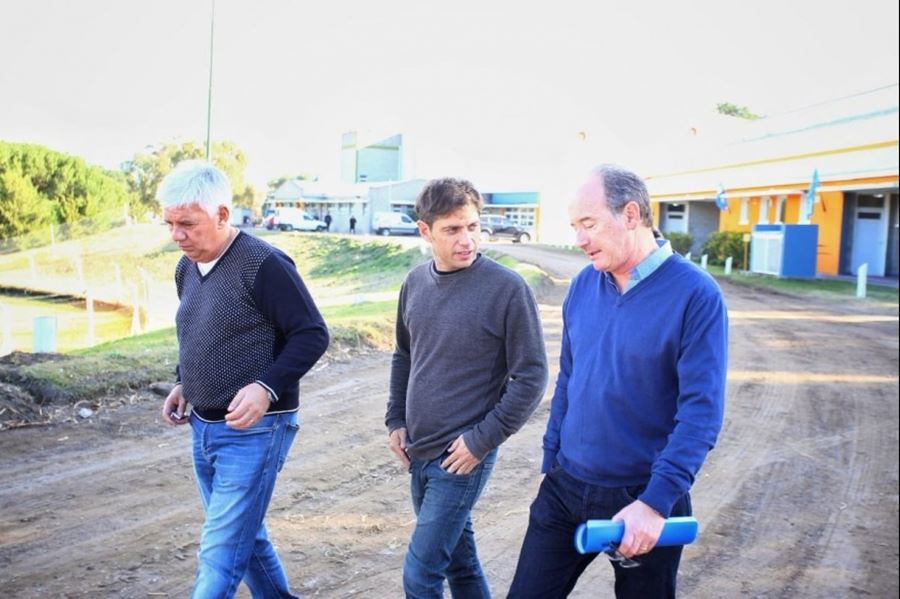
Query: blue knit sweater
174 231 329 421
542 254 727 516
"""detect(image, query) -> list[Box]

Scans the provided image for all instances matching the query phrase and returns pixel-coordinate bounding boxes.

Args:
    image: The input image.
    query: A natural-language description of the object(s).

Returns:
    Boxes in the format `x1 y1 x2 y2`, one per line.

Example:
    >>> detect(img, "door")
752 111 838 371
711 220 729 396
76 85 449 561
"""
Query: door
851 195 887 276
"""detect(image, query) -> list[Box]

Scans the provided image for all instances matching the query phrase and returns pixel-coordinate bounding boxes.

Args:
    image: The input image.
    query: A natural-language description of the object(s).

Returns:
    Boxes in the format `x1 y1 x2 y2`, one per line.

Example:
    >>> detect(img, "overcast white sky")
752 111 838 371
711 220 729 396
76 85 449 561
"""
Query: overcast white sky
1 0 897 190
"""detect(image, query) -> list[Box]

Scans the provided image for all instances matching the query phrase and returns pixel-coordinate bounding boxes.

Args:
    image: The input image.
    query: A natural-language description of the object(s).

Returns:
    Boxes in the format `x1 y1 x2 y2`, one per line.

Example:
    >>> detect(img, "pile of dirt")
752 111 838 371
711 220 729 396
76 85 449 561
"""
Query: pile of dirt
0 343 371 431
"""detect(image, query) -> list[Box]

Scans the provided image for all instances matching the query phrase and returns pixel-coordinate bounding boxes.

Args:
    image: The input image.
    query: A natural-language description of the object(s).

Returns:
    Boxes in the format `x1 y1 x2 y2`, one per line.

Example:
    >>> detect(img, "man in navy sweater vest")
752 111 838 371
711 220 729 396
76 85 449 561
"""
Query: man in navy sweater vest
509 164 728 598
159 160 329 598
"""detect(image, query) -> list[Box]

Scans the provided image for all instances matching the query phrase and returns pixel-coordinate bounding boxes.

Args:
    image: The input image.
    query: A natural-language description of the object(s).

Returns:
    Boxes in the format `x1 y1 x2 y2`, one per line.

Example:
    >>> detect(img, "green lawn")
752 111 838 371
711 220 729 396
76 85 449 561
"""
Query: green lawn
703 264 899 303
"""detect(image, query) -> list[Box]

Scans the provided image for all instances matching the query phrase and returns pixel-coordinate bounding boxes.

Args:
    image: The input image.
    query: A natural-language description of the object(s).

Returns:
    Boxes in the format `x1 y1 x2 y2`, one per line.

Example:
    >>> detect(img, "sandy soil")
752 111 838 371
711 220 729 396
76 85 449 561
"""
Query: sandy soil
1 247 897 598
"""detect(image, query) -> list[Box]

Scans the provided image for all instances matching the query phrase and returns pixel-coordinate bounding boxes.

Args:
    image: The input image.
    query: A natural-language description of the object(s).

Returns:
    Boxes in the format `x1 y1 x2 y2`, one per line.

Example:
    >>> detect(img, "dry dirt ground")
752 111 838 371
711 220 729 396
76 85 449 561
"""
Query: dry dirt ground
1 248 898 598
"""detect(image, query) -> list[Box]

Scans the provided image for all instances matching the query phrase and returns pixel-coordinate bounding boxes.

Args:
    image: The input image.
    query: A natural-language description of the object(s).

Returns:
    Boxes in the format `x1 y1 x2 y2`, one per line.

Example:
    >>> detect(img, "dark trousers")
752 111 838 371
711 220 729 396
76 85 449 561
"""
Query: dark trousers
507 465 691 599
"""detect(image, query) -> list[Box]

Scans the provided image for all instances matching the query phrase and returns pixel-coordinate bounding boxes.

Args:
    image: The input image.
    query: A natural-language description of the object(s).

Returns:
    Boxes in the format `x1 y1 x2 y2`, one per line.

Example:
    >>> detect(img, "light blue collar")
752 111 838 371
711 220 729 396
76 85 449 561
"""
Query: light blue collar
624 239 673 293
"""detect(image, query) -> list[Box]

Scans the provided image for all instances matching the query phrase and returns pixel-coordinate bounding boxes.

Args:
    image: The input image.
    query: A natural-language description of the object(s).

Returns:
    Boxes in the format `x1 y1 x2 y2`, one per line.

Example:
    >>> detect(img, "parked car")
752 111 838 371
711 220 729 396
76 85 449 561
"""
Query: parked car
373 211 419 236
267 208 327 232
480 214 532 243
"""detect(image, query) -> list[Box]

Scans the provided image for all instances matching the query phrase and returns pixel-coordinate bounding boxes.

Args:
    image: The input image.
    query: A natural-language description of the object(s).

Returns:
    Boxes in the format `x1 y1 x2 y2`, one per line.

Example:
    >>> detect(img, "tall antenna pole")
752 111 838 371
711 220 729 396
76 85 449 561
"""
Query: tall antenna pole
205 0 216 161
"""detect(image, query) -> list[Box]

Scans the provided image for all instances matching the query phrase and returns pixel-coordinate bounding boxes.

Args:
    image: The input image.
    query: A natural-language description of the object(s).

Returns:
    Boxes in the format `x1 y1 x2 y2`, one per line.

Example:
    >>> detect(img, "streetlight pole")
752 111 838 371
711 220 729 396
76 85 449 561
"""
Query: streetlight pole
205 0 216 161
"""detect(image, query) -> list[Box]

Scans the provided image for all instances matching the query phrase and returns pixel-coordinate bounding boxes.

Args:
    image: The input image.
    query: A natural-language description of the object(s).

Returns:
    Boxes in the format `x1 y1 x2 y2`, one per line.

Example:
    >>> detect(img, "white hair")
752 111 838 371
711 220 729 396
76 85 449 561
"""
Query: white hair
156 160 232 215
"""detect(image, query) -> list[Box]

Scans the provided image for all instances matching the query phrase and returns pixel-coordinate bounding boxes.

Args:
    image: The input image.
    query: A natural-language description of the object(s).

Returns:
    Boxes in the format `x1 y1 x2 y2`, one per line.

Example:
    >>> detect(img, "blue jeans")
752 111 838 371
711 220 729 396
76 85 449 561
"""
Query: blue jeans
404 448 498 599
507 465 692 599
190 411 300 599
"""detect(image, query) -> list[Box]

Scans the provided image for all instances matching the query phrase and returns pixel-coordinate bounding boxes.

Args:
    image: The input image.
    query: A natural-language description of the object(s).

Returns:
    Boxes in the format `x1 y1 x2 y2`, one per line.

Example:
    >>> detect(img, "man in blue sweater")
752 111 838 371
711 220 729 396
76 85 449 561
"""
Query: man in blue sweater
508 164 728 598
386 178 549 598
159 160 329 598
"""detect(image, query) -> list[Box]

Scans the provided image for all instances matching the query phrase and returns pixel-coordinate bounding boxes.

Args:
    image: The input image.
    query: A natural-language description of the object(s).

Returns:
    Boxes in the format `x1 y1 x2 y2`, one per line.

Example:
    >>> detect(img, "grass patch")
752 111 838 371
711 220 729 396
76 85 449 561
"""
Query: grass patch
320 299 397 349
270 234 427 294
490 252 554 293
704 265 899 303
1 328 178 404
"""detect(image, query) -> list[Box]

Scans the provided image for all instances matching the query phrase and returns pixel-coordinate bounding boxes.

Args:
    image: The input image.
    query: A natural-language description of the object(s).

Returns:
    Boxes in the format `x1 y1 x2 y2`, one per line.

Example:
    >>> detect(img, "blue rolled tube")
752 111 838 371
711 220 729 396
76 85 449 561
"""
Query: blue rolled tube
574 517 699 554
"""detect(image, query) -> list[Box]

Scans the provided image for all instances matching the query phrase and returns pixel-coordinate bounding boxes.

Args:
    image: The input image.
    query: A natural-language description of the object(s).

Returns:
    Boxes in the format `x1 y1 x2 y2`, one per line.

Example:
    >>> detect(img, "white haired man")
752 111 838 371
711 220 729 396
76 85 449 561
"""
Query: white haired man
159 160 329 598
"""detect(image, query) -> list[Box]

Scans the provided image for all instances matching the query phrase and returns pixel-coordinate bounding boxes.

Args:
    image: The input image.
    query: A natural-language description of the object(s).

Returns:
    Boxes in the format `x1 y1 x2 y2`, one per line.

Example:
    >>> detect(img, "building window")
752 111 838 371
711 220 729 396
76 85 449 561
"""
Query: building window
739 198 749 225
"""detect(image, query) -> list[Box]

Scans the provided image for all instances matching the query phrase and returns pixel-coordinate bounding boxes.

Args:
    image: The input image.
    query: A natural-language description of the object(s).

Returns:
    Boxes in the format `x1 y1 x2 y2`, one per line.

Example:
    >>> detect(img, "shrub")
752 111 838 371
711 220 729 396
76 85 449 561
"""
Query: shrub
702 231 745 265
664 232 694 256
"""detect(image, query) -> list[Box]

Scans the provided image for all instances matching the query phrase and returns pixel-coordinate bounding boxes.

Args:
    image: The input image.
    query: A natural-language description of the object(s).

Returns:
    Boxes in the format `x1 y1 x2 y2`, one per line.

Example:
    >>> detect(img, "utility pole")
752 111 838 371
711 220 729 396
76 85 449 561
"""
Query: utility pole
205 0 216 161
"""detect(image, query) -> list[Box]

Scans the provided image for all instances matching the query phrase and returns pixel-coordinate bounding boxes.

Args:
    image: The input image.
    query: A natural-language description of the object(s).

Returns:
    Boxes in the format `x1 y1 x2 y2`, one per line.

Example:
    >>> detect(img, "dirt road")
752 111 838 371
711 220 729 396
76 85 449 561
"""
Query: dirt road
1 247 897 598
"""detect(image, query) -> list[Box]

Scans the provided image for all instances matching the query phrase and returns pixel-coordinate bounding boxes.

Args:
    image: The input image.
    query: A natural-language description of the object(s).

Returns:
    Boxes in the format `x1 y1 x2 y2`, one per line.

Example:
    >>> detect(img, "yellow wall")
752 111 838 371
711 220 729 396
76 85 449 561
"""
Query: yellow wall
716 193 843 275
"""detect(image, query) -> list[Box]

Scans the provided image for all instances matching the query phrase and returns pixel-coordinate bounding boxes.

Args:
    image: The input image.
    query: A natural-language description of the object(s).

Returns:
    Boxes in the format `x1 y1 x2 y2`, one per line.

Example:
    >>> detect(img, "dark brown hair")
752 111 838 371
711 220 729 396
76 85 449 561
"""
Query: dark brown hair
415 178 483 225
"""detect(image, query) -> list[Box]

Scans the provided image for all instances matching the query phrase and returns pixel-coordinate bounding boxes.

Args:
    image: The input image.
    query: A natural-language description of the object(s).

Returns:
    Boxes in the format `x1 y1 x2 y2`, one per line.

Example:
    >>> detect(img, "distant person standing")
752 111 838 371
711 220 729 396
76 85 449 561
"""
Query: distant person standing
349 214 357 234
508 164 728 598
324 212 333 232
159 160 329 599
386 177 549 598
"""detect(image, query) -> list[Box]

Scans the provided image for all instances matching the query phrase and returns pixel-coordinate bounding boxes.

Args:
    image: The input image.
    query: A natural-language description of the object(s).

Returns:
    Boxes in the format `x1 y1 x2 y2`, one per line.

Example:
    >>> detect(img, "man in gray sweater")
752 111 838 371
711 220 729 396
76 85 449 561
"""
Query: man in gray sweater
386 178 549 598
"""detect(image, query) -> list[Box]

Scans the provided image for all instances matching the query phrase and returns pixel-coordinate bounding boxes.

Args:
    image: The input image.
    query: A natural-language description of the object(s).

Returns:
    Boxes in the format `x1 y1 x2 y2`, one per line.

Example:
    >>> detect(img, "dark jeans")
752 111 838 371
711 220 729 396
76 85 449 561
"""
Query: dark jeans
508 465 691 599
404 449 498 599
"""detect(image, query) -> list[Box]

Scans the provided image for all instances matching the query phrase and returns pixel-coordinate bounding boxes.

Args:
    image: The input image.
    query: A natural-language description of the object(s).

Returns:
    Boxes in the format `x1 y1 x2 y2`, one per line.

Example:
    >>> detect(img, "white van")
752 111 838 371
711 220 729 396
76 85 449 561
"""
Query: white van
373 211 419 236
270 208 327 232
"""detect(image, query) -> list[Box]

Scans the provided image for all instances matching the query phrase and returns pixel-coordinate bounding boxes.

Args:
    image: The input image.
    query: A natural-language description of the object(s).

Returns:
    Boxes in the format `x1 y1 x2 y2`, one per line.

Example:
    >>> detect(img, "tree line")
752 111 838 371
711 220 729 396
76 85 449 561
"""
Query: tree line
1 140 261 243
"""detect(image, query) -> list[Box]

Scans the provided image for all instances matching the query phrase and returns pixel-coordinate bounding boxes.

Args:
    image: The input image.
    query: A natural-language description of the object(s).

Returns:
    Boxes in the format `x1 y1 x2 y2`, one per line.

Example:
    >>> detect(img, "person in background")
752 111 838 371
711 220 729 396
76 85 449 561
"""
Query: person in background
159 159 329 599
508 164 728 599
386 177 549 598
349 214 357 234
323 212 333 232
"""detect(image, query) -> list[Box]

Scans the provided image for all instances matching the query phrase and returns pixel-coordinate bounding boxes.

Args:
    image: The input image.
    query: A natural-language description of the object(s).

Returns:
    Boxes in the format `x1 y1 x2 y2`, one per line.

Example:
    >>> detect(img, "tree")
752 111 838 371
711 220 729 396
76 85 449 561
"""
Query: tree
123 140 257 214
0 141 130 241
0 170 54 239
716 102 762 120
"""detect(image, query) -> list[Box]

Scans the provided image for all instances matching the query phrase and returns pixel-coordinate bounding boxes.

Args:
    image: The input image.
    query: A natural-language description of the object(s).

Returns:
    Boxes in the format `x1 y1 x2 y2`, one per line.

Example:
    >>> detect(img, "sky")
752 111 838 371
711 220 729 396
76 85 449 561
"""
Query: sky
1 0 898 193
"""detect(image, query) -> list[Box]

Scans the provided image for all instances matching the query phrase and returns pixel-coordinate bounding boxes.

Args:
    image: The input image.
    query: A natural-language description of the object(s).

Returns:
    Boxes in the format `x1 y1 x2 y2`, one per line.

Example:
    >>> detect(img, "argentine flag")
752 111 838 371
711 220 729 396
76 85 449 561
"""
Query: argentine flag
715 183 728 211
803 168 820 221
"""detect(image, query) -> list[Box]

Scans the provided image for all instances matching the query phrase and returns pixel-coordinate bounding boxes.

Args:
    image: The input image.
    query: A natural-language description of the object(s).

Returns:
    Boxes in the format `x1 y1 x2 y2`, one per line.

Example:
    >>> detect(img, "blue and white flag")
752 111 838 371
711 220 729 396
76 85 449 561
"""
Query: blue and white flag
803 168 820 221
715 183 728 211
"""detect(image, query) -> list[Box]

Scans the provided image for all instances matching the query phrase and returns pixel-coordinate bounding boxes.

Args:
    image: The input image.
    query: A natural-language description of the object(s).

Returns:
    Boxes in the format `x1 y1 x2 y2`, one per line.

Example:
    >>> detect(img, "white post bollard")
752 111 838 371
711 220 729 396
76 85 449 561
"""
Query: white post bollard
856 263 868 299
85 289 95 347
724 256 733 275
700 254 708 270
684 252 692 262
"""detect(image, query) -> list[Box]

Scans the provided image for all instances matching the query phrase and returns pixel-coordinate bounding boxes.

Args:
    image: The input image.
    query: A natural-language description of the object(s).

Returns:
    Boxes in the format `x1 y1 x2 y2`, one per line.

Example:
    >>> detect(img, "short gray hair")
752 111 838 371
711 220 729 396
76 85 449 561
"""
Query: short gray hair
156 160 232 215
592 164 653 227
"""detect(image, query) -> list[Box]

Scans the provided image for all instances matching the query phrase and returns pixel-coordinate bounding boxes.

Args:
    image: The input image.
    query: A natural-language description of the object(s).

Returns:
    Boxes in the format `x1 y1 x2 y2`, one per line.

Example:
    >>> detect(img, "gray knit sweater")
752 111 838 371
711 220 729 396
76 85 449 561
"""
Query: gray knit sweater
386 254 549 460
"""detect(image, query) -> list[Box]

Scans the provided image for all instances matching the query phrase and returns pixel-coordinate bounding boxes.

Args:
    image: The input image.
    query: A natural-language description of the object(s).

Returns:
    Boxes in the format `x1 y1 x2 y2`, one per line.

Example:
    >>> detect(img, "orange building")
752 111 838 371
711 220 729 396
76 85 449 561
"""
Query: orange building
646 86 899 278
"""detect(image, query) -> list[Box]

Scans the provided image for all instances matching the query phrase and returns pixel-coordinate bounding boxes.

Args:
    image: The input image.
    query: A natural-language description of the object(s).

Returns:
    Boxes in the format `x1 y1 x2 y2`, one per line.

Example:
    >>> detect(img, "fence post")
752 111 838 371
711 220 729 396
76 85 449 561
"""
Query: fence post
700 254 708 270
130 282 142 335
140 268 152 330
856 263 868 299
684 252 692 262
85 288 95 347
724 256 733 275
73 256 85 291
114 263 124 304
